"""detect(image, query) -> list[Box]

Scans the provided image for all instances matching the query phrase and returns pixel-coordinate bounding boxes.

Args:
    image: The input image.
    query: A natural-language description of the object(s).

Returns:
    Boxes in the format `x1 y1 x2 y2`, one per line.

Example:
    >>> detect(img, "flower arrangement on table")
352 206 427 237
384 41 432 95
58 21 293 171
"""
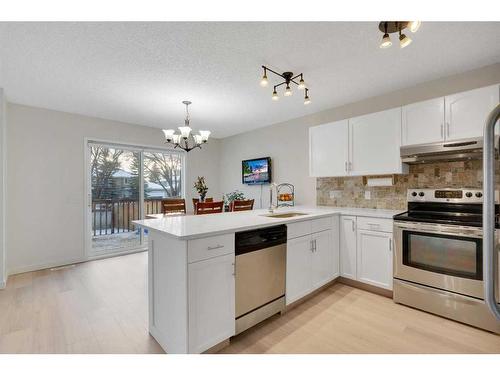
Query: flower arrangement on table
193 176 209 202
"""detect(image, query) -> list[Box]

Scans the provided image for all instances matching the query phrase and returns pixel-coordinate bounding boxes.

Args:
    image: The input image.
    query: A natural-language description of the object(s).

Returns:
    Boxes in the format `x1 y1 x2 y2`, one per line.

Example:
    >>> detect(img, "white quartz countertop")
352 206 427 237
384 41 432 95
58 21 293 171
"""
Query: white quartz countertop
133 205 403 240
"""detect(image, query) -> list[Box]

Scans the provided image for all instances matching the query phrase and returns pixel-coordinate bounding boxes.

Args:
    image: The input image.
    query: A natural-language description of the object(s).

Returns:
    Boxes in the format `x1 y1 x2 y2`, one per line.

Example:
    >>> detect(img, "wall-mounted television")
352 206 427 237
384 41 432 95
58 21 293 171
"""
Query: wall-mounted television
242 157 272 184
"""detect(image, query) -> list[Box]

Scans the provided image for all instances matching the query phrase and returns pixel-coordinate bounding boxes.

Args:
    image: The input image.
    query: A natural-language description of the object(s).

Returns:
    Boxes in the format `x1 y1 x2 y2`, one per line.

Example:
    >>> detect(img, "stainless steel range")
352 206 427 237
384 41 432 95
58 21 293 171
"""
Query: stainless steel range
393 188 500 333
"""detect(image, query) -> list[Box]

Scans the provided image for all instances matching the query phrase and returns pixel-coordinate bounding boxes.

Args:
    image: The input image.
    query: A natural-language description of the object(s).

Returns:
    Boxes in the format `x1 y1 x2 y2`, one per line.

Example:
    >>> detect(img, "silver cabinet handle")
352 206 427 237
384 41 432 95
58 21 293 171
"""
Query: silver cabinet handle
310 240 314 252
389 238 392 252
345 161 348 172
207 244 224 250
351 220 355 232
313 239 317 252
232 262 235 276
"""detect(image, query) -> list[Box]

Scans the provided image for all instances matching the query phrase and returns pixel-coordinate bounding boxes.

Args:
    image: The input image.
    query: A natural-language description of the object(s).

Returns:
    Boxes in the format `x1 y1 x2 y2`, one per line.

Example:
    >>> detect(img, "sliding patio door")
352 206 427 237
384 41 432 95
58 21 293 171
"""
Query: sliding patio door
86 141 184 257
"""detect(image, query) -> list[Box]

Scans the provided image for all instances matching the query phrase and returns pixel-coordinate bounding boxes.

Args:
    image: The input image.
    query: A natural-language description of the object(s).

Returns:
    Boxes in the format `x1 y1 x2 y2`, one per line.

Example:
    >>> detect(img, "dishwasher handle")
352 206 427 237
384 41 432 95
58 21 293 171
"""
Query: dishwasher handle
235 224 287 255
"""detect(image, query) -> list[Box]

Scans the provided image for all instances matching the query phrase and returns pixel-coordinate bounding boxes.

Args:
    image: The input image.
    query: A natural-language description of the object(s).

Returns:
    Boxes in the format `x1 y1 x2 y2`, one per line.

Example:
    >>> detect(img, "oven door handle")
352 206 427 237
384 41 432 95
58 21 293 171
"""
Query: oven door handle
483 102 500 321
394 223 483 239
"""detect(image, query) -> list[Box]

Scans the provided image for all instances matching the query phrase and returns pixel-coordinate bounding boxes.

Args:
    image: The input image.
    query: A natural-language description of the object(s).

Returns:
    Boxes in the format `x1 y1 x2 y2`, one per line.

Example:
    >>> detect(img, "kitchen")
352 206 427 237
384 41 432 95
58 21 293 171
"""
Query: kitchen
0 13 500 373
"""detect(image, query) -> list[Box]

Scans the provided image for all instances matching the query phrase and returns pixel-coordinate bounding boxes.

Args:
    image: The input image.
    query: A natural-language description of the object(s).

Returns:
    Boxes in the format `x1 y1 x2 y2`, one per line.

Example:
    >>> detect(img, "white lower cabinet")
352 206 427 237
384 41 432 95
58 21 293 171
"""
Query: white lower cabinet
339 215 393 291
356 229 393 290
286 216 339 305
286 235 314 304
188 253 235 353
340 216 357 280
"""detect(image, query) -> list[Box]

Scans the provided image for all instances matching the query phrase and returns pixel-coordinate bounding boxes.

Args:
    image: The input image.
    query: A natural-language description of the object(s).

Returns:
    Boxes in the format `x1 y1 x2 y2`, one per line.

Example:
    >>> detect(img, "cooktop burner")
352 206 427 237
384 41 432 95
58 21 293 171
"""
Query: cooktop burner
393 188 500 228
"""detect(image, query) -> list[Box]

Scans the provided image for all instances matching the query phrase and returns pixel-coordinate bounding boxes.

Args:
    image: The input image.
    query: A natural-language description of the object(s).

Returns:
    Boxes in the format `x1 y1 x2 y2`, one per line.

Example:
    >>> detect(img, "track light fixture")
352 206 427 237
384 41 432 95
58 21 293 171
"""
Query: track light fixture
259 66 311 105
378 21 420 49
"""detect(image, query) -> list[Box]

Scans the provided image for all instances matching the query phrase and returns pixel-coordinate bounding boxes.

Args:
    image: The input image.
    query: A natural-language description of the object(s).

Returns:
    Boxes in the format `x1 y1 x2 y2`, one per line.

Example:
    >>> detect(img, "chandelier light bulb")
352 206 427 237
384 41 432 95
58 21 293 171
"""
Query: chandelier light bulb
260 74 268 87
272 89 279 101
298 77 306 90
193 134 203 145
162 129 175 142
199 130 211 142
172 134 181 144
284 85 293 97
399 33 412 48
178 126 192 139
380 33 392 48
409 21 421 33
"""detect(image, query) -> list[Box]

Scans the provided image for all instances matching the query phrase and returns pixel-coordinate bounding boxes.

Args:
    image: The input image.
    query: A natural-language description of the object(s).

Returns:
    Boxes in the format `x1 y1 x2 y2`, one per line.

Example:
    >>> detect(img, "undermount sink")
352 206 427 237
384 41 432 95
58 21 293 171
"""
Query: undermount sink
262 212 309 218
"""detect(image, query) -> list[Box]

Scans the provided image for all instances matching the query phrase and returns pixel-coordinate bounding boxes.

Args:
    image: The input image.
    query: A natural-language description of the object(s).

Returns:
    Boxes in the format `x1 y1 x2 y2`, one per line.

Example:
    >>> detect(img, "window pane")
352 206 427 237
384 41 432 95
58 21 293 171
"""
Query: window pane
90 146 141 252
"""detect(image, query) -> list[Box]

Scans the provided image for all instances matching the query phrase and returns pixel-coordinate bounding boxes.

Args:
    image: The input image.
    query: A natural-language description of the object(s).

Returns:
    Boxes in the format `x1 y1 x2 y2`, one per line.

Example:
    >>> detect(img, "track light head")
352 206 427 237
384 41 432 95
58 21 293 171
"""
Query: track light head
399 32 412 48
380 33 392 48
260 68 268 87
304 89 311 105
298 76 306 90
272 89 279 101
284 85 293 97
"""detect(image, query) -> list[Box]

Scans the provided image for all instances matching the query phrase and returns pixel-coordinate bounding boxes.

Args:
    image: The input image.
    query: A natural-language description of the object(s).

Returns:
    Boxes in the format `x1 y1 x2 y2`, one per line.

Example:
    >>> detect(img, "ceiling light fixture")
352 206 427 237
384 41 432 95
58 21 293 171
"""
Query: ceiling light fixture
162 101 210 152
378 21 420 49
260 66 311 104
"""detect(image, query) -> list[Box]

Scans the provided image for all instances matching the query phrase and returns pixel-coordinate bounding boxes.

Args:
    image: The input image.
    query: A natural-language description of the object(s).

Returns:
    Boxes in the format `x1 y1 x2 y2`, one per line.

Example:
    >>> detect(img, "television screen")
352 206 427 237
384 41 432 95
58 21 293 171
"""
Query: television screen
242 157 271 184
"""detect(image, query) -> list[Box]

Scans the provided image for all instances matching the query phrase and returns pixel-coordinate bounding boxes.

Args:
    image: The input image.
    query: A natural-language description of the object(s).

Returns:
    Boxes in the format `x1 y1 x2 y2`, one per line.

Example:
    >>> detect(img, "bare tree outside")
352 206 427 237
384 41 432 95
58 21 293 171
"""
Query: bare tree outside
143 152 183 197
90 146 124 199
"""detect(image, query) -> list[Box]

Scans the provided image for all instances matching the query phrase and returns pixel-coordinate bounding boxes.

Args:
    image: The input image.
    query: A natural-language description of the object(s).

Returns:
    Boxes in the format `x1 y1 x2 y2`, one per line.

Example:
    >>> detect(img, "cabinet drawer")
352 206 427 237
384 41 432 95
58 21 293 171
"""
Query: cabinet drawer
311 216 333 233
357 217 393 233
188 233 235 263
287 220 311 240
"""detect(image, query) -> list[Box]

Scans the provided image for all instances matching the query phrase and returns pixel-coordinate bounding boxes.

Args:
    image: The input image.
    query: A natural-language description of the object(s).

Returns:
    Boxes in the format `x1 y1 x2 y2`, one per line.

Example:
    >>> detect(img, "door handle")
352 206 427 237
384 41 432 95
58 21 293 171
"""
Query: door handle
483 103 500 321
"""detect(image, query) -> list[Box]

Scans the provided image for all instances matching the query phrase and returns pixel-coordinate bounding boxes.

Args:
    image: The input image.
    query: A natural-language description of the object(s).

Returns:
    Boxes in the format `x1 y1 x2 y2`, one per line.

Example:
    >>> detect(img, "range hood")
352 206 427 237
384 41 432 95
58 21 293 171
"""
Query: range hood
400 136 499 164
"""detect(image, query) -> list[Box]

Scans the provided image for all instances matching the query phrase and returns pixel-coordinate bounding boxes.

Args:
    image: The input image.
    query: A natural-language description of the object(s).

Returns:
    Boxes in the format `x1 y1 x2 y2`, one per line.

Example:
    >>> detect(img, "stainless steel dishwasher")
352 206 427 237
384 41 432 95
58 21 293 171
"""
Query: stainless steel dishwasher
235 224 286 334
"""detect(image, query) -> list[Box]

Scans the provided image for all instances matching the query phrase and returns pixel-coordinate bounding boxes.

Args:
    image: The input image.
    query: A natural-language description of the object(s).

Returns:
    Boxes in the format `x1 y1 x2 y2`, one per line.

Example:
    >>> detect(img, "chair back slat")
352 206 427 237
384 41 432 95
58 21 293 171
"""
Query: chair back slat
192 197 213 211
161 198 186 214
195 201 224 215
230 199 254 212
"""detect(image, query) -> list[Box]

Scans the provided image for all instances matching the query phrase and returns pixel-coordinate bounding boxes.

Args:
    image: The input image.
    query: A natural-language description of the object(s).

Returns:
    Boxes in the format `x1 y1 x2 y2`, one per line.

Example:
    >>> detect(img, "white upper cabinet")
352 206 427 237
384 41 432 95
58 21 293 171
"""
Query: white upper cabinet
309 120 349 177
349 107 406 176
445 85 500 141
402 97 445 145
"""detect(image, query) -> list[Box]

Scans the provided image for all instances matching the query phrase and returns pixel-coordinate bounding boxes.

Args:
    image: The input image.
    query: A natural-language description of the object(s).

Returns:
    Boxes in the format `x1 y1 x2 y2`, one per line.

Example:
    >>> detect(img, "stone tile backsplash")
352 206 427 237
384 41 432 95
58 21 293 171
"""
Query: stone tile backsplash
316 160 500 210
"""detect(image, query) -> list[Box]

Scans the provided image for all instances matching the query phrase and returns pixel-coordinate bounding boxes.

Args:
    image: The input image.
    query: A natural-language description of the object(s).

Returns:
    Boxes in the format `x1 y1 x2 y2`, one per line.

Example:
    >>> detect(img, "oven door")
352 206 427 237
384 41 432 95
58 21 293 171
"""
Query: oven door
394 221 485 299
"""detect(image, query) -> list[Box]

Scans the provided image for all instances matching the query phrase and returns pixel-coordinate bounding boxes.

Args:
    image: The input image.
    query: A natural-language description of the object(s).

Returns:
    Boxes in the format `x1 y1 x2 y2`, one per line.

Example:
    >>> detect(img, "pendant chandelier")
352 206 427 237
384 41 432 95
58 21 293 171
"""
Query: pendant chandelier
259 65 311 105
162 101 211 152
378 21 421 49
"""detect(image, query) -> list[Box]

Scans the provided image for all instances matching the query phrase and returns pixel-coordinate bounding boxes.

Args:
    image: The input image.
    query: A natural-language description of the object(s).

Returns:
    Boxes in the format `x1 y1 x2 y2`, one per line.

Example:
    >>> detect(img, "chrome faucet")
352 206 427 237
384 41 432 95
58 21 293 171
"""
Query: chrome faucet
268 183 278 213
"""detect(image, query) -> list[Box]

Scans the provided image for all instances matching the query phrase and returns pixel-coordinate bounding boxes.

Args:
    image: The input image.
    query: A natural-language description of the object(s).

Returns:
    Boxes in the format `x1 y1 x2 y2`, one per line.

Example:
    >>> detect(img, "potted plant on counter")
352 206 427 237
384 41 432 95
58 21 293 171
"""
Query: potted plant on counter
224 190 246 211
193 176 209 202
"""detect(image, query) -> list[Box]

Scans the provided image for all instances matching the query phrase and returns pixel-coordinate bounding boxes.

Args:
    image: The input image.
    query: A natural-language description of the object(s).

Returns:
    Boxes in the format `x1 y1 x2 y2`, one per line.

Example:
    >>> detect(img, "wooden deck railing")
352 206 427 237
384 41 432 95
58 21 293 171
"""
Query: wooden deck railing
91 198 167 236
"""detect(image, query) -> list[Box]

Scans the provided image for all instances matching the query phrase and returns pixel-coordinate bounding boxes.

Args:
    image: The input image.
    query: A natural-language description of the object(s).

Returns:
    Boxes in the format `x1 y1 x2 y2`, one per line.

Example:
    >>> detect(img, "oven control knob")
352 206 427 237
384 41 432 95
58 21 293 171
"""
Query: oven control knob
418 192 425 197
411 192 417 197
476 192 483 198
466 192 473 198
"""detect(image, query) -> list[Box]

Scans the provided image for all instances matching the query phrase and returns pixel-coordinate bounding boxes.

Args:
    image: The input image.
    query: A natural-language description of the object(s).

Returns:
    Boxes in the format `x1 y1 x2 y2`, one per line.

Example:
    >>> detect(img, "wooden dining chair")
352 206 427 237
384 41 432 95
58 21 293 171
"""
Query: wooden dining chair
195 201 224 215
230 199 255 212
192 197 213 211
161 198 186 215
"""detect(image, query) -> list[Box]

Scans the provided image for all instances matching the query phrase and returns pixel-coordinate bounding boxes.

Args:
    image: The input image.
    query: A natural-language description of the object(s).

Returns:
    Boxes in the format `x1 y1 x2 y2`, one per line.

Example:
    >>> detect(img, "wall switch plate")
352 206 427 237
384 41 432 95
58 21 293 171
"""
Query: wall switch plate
364 191 371 200
329 190 342 199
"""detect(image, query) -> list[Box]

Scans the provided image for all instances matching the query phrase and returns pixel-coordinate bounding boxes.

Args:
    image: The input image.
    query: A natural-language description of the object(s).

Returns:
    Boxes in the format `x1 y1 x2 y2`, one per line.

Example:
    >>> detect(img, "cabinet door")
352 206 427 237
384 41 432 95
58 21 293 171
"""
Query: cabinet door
356 230 393 290
309 120 349 177
402 97 445 145
340 216 357 280
188 253 235 353
311 229 335 289
286 235 313 305
349 107 405 175
445 85 499 141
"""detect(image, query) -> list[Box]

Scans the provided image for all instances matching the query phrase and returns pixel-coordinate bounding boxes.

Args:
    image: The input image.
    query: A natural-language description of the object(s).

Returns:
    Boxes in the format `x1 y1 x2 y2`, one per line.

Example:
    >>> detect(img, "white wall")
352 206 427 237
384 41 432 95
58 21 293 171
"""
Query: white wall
219 63 500 208
0 89 6 287
6 104 220 275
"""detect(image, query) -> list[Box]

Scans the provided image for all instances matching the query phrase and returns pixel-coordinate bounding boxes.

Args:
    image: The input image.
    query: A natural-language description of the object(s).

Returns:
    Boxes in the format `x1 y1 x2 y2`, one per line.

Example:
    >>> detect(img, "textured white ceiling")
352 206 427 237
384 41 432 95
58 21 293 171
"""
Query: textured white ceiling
0 22 499 138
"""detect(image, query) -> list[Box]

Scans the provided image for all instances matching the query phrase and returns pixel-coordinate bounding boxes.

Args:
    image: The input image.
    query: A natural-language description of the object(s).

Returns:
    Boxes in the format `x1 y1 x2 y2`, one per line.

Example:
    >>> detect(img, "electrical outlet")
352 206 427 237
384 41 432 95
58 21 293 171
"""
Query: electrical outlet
364 191 371 200
329 190 342 199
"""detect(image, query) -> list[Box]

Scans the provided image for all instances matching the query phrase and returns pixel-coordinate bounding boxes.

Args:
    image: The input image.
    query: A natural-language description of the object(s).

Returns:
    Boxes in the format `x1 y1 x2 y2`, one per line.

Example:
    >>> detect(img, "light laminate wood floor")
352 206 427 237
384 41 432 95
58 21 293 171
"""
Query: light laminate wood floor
1 252 499 354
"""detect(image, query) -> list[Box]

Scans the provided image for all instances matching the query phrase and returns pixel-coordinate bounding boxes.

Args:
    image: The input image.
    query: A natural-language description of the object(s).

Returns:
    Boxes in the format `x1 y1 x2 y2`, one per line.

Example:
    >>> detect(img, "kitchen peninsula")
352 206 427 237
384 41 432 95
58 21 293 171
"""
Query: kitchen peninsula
133 206 401 354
